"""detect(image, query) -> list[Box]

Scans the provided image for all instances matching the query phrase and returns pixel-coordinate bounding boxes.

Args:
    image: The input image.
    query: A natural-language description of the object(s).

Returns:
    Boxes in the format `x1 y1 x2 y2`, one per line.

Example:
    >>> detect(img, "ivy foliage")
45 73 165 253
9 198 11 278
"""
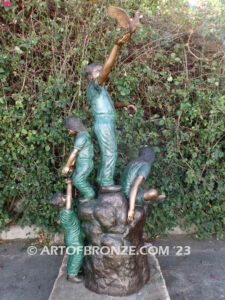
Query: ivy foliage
0 0 224 239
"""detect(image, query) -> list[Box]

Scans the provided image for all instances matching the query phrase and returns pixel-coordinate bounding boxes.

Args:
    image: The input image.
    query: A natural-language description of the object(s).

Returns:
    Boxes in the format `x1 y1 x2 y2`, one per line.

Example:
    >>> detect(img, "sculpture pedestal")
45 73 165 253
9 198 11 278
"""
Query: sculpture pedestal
78 191 149 296
49 253 170 300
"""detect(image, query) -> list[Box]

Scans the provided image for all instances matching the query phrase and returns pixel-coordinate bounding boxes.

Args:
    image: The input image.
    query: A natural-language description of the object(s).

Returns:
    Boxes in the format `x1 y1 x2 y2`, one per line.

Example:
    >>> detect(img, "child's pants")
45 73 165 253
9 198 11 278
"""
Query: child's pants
94 116 117 187
59 209 83 276
72 159 95 199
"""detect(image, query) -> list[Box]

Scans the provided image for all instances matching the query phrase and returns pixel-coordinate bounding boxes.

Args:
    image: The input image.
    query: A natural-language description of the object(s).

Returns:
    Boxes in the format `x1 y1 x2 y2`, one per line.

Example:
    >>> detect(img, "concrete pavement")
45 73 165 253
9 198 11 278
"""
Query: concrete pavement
0 236 224 300
0 240 63 300
154 235 225 300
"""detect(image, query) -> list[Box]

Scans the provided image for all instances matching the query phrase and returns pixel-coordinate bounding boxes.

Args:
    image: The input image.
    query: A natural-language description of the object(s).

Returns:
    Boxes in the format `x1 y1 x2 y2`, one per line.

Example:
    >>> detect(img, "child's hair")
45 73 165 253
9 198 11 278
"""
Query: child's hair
64 116 86 133
50 193 65 208
138 147 155 164
84 63 103 77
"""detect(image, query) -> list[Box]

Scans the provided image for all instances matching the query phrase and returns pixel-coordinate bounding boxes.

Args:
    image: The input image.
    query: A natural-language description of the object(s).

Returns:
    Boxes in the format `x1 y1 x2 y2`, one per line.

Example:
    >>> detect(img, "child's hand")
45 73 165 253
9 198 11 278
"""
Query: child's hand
127 209 135 223
66 178 72 184
62 166 69 175
115 32 131 46
69 166 74 172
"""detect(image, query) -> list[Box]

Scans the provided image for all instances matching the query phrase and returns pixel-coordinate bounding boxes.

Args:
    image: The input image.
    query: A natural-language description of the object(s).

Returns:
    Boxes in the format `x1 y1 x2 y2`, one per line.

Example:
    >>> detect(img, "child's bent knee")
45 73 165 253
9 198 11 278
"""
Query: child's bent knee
73 176 82 187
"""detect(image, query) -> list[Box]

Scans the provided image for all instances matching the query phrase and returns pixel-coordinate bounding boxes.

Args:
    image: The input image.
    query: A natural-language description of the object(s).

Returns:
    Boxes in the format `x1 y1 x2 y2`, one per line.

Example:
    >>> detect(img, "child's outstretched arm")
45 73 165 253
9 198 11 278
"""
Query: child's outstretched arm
62 149 79 176
127 175 144 223
98 32 131 86
66 178 72 210
98 33 137 113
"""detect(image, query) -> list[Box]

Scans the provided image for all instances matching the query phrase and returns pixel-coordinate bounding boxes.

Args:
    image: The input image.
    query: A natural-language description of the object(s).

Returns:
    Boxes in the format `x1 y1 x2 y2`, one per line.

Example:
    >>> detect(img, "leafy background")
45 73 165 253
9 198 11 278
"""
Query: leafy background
0 0 224 239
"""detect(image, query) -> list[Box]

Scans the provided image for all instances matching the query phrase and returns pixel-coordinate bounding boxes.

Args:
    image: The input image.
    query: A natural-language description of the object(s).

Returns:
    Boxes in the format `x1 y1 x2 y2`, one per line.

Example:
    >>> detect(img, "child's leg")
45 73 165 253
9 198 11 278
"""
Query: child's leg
59 209 84 276
136 187 163 205
67 243 84 276
94 119 117 187
135 187 146 205
72 160 95 199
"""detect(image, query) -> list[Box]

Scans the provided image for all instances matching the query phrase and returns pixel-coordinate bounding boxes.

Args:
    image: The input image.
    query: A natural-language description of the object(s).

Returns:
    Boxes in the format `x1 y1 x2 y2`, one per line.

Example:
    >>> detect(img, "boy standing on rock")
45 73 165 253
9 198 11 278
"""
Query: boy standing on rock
62 116 95 202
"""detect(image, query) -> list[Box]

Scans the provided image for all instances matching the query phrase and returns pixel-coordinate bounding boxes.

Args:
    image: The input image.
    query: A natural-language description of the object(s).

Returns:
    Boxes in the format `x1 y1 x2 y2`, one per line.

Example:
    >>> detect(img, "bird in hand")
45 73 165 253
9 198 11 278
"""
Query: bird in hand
108 6 140 34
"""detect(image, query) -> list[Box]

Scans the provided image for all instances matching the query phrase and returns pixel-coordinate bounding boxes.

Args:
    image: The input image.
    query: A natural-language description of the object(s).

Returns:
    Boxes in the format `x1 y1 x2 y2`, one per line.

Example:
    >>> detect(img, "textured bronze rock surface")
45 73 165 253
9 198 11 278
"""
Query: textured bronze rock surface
78 191 150 296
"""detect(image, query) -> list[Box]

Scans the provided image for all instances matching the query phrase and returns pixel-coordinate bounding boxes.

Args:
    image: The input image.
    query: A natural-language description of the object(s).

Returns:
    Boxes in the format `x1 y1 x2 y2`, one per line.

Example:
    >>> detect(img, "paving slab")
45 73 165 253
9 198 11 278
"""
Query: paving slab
153 235 225 300
1 236 224 300
49 253 170 300
0 240 63 300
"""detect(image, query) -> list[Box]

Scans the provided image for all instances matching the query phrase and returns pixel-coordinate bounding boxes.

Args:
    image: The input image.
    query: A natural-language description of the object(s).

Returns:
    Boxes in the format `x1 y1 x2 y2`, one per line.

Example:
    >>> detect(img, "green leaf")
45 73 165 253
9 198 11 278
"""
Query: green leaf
167 76 173 82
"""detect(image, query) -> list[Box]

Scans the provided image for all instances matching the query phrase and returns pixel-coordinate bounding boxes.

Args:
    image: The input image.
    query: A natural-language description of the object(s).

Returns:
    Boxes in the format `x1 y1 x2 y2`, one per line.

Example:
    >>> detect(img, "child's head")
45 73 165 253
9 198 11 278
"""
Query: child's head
50 193 65 208
138 147 155 164
64 116 86 135
84 63 103 81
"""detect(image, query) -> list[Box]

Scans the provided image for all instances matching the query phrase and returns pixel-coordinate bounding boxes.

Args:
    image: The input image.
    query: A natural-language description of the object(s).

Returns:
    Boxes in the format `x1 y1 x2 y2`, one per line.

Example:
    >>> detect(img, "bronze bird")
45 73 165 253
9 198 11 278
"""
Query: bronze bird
108 6 140 34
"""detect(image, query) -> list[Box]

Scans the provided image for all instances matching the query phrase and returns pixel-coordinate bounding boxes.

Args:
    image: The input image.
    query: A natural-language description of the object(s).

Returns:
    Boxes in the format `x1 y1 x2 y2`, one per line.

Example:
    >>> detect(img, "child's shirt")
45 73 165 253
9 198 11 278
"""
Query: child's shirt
87 78 116 120
120 159 151 199
74 131 93 163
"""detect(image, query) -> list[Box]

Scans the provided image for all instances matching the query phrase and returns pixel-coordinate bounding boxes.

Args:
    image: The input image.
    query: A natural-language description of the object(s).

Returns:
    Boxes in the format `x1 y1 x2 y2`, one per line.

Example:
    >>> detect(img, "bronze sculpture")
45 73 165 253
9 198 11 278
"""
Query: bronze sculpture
50 178 83 283
78 184 150 296
108 6 140 34
62 116 95 201
84 6 140 193
120 147 166 222
50 6 166 296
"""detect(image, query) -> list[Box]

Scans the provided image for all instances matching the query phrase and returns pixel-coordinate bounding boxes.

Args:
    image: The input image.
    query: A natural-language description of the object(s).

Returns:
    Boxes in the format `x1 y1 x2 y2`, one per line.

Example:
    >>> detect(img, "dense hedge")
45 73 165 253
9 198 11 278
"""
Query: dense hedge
0 0 224 239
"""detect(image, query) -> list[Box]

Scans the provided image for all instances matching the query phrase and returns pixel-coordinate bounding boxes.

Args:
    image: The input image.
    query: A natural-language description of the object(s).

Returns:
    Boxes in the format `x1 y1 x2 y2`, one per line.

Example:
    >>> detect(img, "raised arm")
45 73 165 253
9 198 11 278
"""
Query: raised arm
62 149 79 175
127 175 144 223
66 178 72 210
98 32 131 86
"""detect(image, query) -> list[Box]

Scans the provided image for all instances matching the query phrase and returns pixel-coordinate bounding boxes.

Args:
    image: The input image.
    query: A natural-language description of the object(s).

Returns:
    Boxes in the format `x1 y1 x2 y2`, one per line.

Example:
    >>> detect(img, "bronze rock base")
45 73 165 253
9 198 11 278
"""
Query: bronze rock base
78 191 150 296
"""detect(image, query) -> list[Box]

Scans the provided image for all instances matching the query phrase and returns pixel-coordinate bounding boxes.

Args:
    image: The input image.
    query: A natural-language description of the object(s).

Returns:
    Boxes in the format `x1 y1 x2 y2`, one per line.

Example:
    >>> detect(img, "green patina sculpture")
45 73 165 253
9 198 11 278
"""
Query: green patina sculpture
84 6 140 193
49 6 167 293
120 147 166 223
62 116 95 201
86 74 117 189
50 179 83 283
